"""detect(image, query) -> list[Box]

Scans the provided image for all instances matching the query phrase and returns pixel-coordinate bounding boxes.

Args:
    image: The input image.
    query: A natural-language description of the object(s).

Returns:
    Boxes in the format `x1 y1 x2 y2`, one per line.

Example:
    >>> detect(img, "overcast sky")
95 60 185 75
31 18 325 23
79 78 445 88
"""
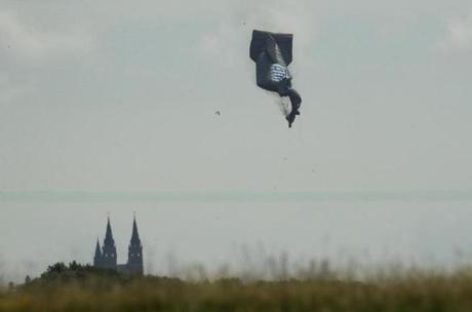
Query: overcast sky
1 0 472 282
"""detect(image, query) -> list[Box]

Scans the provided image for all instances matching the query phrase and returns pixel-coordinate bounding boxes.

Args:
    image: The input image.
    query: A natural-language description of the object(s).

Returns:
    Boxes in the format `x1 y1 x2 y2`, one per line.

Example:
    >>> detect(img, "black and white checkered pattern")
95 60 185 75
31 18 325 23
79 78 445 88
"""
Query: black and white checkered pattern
269 64 291 82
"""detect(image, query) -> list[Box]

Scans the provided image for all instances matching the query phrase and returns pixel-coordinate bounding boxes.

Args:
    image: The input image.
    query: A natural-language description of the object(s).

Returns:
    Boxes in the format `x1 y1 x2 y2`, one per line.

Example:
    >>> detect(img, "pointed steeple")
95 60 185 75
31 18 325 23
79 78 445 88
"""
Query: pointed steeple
94 239 101 257
127 215 143 275
104 217 115 246
101 216 117 269
130 216 141 245
93 238 102 266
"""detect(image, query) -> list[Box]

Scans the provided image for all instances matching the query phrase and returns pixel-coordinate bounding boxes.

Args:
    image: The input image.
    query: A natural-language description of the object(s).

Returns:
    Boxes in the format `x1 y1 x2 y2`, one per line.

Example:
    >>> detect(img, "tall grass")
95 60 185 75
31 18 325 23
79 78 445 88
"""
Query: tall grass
2 267 472 311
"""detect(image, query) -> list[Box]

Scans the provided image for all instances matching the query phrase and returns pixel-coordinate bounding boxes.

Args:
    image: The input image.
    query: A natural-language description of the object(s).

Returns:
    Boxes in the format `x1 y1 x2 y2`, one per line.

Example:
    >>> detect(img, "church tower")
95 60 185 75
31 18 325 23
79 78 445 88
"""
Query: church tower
93 239 102 267
126 216 143 274
101 217 117 270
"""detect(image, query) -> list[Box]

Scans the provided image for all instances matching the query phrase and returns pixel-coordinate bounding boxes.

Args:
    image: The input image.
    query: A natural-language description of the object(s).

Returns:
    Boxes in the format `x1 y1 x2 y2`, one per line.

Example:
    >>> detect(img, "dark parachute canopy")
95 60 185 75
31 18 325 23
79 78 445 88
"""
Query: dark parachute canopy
250 30 302 127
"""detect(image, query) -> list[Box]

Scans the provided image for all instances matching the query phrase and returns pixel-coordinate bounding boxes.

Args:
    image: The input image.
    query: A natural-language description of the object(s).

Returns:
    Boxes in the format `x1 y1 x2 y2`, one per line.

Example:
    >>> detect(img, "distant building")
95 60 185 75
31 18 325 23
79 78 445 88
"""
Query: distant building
93 216 143 275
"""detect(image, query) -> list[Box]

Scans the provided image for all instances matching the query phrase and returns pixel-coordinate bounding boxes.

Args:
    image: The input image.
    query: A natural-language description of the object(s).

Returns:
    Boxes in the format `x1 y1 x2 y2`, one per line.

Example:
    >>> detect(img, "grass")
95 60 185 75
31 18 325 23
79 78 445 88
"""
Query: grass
2 267 472 311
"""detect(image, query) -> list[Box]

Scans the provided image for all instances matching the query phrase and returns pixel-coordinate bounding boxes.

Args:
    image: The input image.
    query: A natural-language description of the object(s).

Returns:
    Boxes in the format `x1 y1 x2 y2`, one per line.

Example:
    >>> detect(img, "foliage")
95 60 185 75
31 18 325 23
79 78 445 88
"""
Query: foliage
2 263 472 311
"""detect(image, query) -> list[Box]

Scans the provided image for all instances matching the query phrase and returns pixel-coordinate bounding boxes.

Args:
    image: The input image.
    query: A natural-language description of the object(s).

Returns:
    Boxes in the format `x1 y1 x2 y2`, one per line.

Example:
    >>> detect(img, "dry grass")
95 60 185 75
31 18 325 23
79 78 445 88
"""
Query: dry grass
2 268 472 311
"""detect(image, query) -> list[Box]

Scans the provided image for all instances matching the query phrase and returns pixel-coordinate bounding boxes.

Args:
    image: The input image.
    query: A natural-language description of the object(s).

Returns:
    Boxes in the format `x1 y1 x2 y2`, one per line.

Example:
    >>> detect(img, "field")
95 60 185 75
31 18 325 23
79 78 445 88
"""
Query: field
2 264 472 311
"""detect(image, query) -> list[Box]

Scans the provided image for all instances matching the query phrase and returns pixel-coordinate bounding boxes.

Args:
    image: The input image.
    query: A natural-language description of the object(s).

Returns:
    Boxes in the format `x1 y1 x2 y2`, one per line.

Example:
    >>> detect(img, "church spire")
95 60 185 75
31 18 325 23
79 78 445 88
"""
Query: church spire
130 215 141 245
104 217 115 246
92 216 143 275
127 215 143 274
101 216 117 269
93 238 102 266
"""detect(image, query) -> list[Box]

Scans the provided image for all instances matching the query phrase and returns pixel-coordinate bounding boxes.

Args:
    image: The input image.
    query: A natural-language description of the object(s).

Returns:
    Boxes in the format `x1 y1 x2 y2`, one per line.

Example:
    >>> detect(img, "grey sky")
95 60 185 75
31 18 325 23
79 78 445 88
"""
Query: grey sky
1 0 472 282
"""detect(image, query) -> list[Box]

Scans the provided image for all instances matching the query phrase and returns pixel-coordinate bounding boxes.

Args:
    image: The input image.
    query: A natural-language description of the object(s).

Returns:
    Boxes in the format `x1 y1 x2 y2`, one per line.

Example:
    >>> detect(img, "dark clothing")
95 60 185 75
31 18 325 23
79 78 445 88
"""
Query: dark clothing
286 89 301 127
250 30 302 127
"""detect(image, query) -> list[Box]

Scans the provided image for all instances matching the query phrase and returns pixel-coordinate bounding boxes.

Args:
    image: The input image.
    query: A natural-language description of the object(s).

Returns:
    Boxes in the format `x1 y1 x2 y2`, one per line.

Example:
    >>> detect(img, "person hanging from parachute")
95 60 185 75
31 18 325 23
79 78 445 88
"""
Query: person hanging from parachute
250 30 302 127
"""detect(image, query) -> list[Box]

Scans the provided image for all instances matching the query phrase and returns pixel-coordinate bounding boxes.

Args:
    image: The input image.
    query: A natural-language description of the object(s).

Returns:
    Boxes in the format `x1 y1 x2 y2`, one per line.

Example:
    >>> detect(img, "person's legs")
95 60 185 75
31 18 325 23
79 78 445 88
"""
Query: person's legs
286 113 296 127
285 89 301 127
288 89 301 112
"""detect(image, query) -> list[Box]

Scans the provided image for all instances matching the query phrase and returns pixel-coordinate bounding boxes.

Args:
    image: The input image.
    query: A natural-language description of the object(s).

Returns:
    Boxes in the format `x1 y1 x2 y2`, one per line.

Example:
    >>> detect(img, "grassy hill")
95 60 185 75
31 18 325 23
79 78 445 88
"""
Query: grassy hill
2 262 472 311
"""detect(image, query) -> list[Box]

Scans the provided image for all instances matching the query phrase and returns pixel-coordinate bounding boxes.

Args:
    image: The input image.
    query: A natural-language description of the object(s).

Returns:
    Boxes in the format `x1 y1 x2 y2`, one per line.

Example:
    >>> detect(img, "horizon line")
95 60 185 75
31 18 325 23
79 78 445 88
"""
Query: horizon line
1 190 472 204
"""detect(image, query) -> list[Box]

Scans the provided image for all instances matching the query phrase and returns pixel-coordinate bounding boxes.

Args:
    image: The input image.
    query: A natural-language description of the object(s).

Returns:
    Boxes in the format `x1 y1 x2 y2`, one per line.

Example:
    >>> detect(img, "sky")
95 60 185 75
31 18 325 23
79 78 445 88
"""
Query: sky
1 0 472 282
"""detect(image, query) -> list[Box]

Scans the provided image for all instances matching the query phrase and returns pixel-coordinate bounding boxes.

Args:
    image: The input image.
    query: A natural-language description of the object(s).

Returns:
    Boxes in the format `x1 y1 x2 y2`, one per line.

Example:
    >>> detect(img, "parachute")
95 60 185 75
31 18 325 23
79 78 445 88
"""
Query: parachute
250 30 302 127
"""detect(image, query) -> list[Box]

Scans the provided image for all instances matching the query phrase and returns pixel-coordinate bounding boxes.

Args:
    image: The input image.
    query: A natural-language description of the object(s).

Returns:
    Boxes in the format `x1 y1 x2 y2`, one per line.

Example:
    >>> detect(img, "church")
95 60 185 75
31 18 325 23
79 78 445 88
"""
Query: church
93 216 143 275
